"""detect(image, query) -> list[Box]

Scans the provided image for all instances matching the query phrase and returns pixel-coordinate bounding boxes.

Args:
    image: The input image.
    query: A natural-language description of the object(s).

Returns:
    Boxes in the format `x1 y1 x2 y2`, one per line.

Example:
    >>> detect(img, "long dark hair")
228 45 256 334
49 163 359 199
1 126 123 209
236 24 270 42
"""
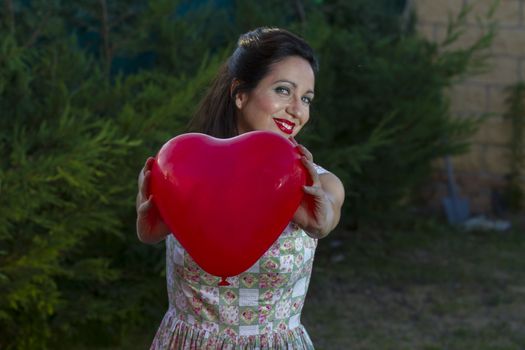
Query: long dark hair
188 27 319 138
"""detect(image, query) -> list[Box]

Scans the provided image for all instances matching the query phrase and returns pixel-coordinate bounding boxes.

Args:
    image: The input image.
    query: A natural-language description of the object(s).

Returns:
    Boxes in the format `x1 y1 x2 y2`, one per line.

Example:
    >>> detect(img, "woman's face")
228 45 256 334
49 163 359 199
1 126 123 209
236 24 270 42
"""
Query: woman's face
235 55 315 139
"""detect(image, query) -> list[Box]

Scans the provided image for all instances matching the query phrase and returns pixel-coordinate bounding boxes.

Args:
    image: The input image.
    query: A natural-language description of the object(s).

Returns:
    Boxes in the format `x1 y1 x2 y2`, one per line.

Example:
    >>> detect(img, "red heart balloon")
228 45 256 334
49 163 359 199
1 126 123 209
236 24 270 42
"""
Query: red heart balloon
150 131 307 284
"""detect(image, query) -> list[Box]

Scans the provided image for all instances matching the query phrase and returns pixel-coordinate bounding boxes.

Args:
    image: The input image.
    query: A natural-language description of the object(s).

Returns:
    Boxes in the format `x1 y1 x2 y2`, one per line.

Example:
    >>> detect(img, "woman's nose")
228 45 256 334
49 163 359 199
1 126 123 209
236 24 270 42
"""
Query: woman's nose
286 96 305 120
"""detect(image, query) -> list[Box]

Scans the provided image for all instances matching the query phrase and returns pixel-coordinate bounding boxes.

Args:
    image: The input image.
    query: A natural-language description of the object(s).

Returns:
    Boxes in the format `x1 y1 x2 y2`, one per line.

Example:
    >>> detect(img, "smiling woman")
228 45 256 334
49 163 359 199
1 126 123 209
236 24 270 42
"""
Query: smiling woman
235 56 315 137
136 27 345 349
188 27 319 139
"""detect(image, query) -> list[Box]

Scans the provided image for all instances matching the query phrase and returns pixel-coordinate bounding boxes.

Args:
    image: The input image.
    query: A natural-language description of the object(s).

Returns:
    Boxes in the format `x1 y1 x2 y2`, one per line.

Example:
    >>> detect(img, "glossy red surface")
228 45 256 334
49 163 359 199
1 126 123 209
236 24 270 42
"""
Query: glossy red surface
150 131 307 281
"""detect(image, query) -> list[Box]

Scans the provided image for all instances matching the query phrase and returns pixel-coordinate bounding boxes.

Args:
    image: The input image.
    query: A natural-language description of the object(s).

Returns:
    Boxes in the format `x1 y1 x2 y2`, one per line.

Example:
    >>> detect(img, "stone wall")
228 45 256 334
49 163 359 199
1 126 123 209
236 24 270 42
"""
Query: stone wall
414 0 525 214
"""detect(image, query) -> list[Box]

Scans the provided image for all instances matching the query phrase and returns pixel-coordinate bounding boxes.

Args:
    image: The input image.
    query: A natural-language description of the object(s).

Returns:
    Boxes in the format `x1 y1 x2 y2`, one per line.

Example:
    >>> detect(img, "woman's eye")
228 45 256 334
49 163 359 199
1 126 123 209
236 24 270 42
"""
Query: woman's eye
275 86 290 95
302 96 313 105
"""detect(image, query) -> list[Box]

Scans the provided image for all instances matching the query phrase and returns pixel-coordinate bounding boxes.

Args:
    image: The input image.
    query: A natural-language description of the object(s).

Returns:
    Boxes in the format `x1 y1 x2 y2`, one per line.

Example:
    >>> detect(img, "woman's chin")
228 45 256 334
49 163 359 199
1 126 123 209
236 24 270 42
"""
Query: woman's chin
272 127 297 139
246 126 298 139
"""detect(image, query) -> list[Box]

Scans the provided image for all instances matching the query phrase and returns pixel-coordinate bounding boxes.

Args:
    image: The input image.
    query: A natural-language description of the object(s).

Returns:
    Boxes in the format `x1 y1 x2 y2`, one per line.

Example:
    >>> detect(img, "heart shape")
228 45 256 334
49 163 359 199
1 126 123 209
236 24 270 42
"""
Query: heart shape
150 131 307 284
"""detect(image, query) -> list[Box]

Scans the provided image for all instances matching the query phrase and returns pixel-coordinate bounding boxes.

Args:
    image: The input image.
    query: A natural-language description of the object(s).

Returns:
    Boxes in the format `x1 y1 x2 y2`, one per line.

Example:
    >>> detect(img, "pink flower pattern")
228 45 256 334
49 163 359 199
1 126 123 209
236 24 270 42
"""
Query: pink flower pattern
220 305 239 326
241 274 257 288
222 290 237 305
240 308 256 324
149 166 330 350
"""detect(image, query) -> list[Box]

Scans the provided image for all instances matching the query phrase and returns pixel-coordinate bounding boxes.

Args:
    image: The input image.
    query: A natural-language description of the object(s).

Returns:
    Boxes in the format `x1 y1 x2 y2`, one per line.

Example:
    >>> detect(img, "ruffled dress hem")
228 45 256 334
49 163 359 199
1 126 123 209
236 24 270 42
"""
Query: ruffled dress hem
150 308 315 350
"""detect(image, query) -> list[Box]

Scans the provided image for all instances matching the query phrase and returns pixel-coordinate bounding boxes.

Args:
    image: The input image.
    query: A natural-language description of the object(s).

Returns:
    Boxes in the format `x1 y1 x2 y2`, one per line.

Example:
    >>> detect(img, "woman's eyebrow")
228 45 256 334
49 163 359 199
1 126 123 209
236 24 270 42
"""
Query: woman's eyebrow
273 79 315 95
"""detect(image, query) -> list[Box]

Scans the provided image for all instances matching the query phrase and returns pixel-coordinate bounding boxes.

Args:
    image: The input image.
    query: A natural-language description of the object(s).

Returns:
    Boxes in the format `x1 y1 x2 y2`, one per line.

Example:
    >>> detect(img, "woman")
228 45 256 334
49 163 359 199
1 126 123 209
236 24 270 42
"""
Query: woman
137 27 345 349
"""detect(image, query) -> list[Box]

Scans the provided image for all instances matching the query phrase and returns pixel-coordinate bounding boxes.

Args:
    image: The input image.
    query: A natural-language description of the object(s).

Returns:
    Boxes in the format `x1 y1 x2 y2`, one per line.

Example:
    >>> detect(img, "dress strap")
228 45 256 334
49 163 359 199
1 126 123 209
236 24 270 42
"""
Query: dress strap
313 163 329 175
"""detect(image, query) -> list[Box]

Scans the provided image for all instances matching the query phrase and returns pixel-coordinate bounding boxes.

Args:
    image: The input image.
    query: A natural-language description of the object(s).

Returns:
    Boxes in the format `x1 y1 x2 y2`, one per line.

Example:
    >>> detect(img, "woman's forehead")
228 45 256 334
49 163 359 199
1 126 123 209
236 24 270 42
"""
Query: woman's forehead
264 56 315 89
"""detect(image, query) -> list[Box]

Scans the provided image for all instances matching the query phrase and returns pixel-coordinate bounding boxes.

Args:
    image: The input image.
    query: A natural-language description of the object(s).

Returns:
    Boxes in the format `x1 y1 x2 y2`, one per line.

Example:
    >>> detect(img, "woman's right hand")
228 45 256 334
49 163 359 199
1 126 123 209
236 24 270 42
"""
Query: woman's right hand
136 157 170 244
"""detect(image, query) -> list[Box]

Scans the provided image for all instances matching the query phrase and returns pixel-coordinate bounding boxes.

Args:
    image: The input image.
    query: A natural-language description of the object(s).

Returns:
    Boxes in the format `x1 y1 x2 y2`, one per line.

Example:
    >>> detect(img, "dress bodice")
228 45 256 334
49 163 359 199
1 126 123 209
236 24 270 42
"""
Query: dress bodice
150 163 329 349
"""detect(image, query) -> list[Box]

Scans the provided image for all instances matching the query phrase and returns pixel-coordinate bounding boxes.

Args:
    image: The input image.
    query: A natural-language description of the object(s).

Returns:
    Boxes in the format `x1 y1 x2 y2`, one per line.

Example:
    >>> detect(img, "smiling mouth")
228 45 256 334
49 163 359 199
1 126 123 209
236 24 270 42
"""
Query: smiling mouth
273 118 296 135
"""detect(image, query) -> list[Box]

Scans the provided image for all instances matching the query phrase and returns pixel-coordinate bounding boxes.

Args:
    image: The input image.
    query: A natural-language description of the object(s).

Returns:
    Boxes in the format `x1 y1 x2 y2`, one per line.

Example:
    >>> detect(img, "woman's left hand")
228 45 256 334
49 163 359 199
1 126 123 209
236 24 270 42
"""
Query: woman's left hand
291 142 345 239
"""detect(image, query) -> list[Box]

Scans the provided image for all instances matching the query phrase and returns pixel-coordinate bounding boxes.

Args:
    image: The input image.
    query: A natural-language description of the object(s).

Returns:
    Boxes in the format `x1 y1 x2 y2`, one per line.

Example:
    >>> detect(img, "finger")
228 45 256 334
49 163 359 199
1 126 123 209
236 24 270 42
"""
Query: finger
303 185 324 197
137 195 153 216
298 145 314 162
145 157 155 172
141 170 151 199
288 136 299 146
301 157 321 186
139 157 155 189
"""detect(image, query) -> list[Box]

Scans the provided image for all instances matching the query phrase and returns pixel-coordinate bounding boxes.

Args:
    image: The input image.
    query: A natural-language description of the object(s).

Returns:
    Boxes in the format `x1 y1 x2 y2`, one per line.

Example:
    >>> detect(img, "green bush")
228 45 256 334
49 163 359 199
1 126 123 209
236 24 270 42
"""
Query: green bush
0 2 221 347
0 33 136 348
297 0 495 226
0 0 495 348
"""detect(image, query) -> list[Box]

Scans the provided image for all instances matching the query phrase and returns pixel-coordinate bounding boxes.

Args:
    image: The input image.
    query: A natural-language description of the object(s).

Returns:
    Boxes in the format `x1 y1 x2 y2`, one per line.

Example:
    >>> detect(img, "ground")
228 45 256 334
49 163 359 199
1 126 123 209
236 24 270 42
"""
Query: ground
303 217 525 350
108 217 525 350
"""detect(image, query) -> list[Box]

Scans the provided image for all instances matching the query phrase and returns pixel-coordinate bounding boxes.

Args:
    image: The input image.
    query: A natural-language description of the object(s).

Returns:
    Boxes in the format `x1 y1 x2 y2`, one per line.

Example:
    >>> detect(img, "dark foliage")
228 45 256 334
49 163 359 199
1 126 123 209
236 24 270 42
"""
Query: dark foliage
0 0 494 348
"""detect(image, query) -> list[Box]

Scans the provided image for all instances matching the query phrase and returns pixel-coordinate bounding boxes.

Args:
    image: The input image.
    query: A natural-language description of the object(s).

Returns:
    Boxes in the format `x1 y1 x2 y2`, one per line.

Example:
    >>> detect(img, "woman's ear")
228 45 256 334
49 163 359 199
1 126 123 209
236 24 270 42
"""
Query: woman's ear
231 79 246 109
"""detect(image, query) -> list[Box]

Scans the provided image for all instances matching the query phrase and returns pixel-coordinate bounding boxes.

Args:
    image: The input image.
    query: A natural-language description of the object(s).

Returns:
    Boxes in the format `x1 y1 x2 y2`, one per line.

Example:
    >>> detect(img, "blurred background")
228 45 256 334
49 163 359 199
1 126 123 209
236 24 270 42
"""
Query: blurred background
1 0 524 349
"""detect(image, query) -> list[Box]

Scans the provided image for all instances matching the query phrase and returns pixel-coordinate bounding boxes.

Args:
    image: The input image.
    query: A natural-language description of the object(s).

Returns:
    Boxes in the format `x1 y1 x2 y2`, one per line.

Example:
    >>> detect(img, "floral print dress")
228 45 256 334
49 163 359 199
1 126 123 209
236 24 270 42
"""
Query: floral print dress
150 165 329 350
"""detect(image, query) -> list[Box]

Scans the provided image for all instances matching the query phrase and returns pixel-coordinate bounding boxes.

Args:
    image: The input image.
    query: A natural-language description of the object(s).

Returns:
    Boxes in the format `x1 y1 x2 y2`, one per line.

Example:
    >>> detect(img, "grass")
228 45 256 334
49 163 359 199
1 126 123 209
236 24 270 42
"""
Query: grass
302 217 525 350
93 217 525 350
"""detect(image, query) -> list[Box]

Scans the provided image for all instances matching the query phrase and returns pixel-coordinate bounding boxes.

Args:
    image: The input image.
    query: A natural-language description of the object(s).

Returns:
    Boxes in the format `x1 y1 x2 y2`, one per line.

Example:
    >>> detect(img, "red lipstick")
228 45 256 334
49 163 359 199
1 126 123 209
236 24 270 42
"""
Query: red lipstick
273 118 295 135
